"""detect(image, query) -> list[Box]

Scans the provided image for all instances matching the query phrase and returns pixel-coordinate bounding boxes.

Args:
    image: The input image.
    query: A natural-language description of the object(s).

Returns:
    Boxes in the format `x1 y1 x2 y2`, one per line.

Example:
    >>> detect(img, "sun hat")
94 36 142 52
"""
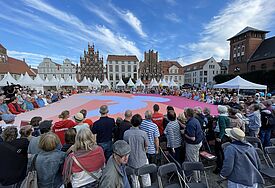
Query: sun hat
99 105 109 114
225 127 245 141
73 113 84 122
113 140 131 156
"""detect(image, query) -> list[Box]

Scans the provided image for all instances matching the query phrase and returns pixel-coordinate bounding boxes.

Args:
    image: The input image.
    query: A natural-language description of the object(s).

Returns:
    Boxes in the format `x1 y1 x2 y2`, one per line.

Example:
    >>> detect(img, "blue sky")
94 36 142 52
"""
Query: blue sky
1 0 275 68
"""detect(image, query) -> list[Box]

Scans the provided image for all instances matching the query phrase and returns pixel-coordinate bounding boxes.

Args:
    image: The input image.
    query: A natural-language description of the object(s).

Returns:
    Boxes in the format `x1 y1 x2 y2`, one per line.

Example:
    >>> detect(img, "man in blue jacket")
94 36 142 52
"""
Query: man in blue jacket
221 127 264 187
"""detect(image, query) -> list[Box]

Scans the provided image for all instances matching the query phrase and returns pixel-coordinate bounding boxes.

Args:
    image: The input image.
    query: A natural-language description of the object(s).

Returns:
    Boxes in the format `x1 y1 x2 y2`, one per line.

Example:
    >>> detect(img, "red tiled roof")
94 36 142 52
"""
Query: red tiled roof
183 58 210 72
107 55 139 62
159 61 184 74
0 57 36 76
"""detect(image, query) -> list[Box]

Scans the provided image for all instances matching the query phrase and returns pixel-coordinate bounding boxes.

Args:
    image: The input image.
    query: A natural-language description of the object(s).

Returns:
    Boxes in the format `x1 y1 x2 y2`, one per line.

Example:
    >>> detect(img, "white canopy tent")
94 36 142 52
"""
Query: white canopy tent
127 78 135 87
92 78 101 89
62 77 76 87
33 74 44 92
58 77 66 87
169 79 179 88
160 79 169 87
18 72 34 88
44 76 59 88
0 72 18 86
78 77 90 87
116 78 126 88
101 78 111 89
150 78 159 88
135 78 145 87
213 76 267 94
17 74 24 83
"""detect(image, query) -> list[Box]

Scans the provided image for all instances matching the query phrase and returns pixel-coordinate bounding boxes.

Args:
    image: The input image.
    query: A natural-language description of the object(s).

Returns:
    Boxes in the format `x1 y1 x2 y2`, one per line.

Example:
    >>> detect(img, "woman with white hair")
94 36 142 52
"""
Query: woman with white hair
213 105 230 174
63 128 105 188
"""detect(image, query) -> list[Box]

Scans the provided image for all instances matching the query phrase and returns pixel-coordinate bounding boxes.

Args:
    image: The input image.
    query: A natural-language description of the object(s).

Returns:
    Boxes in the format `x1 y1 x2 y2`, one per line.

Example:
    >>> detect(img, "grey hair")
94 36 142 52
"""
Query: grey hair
124 110 132 118
144 110 152 119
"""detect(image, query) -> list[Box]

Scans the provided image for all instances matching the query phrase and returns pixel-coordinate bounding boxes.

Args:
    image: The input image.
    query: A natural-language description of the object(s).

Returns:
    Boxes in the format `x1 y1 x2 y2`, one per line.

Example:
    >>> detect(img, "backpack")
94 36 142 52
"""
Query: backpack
267 115 275 130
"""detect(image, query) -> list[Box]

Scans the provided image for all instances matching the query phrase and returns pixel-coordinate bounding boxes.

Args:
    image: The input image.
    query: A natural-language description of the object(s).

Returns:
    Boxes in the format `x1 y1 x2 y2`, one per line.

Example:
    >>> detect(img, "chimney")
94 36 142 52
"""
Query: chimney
23 58 25 62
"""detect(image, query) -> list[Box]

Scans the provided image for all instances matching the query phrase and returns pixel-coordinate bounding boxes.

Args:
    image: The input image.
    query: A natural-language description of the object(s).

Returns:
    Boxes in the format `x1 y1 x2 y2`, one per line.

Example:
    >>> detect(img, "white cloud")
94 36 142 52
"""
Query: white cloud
8 50 77 68
110 4 147 38
183 0 275 64
165 0 177 6
164 13 181 23
85 3 115 25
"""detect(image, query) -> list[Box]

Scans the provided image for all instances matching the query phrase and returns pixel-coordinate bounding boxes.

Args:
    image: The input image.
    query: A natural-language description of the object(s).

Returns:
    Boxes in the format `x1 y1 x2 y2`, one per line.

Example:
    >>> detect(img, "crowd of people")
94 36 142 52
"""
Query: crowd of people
0 85 275 188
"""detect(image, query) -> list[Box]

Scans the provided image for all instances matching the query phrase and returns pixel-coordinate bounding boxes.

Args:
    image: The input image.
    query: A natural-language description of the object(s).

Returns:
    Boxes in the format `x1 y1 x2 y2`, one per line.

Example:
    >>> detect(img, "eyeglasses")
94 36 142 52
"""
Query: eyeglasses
114 153 130 158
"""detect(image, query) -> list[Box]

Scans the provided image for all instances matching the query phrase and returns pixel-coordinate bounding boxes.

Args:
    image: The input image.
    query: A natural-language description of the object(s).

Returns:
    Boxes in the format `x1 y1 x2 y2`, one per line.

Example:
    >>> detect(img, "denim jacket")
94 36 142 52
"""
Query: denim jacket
247 110 261 130
28 150 66 188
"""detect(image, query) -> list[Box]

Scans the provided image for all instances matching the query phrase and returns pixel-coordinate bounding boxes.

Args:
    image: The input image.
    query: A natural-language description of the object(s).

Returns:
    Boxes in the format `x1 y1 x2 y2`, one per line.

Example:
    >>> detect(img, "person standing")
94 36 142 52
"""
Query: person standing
124 114 150 188
221 128 264 188
140 110 160 164
152 104 165 139
91 105 115 161
115 110 133 141
184 108 204 181
99 140 131 188
247 104 261 137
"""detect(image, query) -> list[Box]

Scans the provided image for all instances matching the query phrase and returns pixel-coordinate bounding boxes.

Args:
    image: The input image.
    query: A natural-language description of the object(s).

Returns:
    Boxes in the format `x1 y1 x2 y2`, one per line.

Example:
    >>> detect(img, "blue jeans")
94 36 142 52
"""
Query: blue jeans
98 141 112 161
259 129 271 148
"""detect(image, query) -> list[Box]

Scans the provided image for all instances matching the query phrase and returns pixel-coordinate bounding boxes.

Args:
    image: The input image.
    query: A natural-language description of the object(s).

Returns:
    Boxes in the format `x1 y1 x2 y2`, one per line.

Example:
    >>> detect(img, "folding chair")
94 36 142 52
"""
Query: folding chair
137 164 158 188
265 146 275 168
270 138 275 146
245 136 264 151
158 163 183 188
182 162 209 188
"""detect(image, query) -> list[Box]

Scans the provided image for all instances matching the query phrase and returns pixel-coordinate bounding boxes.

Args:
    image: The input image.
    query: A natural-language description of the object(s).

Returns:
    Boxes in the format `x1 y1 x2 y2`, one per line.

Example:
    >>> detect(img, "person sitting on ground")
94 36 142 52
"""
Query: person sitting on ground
124 114 150 187
22 95 34 111
63 128 105 188
91 105 115 161
220 128 264 188
7 96 25 114
29 132 66 188
0 126 29 187
80 109 93 127
36 94 46 108
30 116 43 137
99 140 131 188
73 113 89 132
115 110 132 141
52 110 76 145
0 96 13 119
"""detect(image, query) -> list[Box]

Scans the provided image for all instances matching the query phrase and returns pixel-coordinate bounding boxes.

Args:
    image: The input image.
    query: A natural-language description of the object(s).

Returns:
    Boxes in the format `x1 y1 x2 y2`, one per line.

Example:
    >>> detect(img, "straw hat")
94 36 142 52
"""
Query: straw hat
74 113 84 122
225 127 245 141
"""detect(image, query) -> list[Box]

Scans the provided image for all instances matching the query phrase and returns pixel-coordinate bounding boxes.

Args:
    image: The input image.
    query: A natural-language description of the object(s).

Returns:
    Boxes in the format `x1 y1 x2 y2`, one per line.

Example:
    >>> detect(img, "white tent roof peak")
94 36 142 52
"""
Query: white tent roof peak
0 72 19 86
213 76 267 90
127 78 135 87
116 78 126 87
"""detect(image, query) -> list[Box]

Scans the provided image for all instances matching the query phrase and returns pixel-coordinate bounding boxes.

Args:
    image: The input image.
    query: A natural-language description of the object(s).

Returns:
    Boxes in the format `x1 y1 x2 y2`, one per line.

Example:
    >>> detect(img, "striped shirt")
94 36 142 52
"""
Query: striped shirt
140 120 160 154
164 120 182 148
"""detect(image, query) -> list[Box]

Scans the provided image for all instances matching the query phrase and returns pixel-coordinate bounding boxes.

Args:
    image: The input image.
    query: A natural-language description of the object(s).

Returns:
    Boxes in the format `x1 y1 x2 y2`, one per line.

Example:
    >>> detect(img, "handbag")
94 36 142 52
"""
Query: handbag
72 155 100 181
20 154 39 188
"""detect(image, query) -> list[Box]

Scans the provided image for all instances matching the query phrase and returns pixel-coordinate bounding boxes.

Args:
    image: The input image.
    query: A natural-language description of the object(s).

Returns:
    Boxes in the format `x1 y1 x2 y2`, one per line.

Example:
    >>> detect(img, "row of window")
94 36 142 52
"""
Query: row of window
109 65 138 72
164 76 182 81
110 61 137 65
109 73 138 80
251 62 275 71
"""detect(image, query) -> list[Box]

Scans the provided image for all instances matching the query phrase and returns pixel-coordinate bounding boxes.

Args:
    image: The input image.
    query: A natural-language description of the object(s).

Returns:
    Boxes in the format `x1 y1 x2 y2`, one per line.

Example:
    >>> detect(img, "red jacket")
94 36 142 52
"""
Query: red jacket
8 103 25 114
52 119 76 145
152 112 165 135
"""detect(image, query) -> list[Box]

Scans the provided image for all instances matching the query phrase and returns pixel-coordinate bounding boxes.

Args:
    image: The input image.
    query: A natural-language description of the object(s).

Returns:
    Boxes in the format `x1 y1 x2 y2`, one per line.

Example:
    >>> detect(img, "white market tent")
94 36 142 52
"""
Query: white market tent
78 77 90 87
92 78 101 89
160 79 169 87
62 77 76 87
17 74 24 83
213 76 267 90
116 78 126 88
58 77 66 87
101 78 111 89
169 79 179 88
19 72 34 87
135 78 145 87
0 72 18 86
33 74 44 92
127 78 135 87
150 78 159 88
44 76 59 87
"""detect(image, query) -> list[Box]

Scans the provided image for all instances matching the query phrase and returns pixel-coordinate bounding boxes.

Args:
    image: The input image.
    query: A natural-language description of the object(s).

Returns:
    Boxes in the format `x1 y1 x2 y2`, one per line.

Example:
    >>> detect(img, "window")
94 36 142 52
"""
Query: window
200 78 203 82
204 71 207 76
175 76 177 80
134 65 137 72
115 65 119 72
121 65 125 72
204 77 207 83
261 63 267 70
128 65 131 72
115 74 119 80
110 74 113 81
109 65 113 72
213 71 215 74
200 71 203 76
209 65 215 69
179 76 181 80
216 71 219 74
165 76 168 80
